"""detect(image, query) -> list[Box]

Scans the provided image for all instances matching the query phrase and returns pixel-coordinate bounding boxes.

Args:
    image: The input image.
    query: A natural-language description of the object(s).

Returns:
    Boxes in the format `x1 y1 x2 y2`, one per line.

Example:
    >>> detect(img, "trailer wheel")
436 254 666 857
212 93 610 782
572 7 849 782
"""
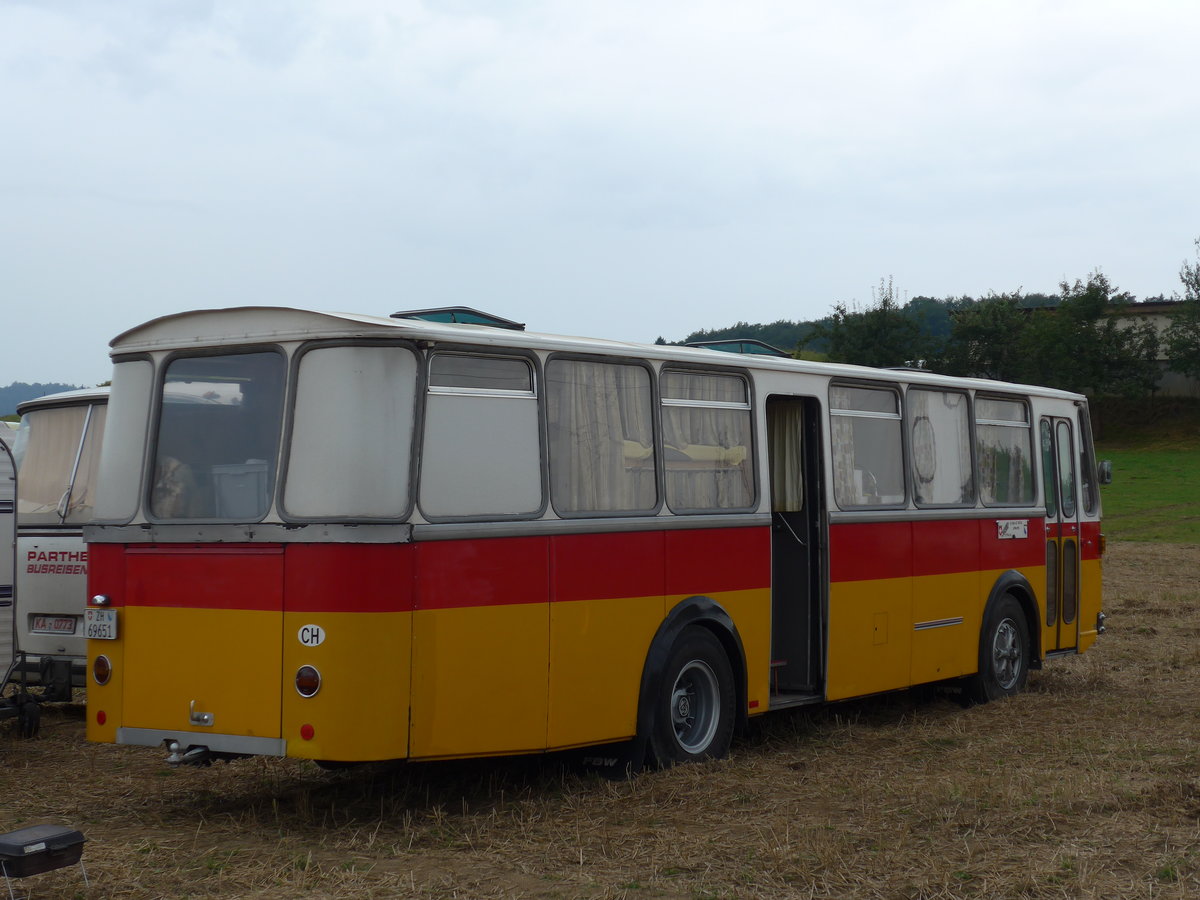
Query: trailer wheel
648 627 735 766
968 594 1030 703
19 701 40 739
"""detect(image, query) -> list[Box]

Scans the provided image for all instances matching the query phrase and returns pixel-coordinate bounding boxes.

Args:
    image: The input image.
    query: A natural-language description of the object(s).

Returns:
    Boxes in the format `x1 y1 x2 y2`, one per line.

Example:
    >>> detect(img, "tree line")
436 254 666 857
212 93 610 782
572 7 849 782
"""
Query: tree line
673 238 1200 400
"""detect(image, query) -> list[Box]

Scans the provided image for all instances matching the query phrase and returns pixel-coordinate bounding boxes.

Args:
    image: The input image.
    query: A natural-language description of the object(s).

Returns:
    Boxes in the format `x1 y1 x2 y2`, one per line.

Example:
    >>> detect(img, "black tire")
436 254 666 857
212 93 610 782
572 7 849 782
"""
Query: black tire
19 701 41 739
648 627 735 766
968 594 1030 703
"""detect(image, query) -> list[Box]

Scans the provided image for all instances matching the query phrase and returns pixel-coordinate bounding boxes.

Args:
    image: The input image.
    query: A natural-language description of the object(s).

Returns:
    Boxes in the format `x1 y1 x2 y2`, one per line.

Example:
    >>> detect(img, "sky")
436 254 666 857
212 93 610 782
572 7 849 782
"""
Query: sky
3 0 1199 387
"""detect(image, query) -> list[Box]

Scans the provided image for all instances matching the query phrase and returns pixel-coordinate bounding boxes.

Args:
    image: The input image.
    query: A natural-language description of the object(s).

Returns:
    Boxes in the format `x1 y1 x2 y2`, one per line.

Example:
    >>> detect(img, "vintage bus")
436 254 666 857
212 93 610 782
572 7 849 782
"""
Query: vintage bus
11 388 108 701
84 307 1105 770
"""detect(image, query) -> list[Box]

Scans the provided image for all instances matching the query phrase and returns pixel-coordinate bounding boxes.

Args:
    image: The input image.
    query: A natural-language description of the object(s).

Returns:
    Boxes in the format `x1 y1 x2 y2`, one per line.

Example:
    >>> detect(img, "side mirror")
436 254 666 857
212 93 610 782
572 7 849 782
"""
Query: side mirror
1098 459 1112 485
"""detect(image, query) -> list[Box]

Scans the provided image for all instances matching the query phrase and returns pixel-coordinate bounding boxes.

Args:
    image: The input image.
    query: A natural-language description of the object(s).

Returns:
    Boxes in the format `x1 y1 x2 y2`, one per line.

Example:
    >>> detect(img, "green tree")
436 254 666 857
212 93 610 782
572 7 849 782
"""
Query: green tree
935 293 1030 382
1024 272 1159 397
806 277 928 368
1164 237 1200 380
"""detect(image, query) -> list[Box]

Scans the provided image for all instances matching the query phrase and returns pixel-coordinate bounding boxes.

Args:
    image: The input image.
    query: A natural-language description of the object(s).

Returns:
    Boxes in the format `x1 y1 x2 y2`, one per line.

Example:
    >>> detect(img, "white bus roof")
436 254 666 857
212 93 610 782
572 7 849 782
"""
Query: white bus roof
109 306 1087 403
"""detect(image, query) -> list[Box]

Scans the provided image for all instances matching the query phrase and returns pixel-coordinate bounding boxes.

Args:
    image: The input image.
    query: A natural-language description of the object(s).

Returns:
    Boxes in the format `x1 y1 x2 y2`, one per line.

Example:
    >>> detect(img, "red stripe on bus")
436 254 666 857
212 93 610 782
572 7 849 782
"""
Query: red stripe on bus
552 531 666 604
120 545 284 611
830 518 1046 583
415 537 549 610
665 527 771 596
285 543 415 613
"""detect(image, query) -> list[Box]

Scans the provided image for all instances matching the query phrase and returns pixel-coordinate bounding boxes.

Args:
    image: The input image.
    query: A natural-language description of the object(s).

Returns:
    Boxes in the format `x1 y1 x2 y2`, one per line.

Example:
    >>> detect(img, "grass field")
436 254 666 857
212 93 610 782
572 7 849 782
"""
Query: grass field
1098 447 1200 542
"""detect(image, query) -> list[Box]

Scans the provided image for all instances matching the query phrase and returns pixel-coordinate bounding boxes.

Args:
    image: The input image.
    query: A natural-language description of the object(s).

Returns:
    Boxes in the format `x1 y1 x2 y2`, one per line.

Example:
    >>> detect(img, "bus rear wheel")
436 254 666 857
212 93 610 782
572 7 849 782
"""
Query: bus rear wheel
649 627 735 766
968 594 1030 703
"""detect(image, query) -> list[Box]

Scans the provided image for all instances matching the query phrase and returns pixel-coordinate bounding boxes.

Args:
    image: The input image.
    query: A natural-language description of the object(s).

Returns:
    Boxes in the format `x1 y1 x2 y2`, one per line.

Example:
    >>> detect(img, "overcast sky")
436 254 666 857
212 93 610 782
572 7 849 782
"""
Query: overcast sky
3 0 1198 387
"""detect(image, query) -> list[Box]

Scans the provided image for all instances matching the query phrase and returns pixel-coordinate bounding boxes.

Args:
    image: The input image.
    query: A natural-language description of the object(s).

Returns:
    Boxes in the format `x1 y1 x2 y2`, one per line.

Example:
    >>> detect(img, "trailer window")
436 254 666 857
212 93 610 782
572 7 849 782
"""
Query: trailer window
976 397 1033 506
150 351 286 520
547 359 656 514
14 406 88 525
908 389 972 507
831 385 905 509
284 345 418 519
420 353 542 518
661 371 753 511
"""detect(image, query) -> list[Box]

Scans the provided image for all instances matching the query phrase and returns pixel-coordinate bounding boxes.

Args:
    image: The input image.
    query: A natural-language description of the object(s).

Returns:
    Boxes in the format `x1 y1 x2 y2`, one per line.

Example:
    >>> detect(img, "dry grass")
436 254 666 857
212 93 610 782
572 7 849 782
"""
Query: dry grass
4 541 1200 899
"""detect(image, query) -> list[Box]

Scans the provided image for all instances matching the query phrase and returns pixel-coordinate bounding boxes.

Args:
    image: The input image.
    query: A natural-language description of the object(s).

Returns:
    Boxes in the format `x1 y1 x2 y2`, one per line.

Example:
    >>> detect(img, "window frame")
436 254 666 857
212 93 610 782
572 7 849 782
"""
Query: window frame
659 364 758 515
973 392 1035 509
829 380 908 512
416 344 548 524
905 386 976 510
544 352 662 519
278 339 423 523
145 345 289 524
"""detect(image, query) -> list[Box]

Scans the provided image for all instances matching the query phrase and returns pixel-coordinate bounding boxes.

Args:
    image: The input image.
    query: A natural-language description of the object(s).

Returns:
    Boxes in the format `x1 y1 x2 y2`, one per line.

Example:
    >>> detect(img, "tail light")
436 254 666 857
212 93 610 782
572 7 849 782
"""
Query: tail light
93 655 112 686
295 665 321 697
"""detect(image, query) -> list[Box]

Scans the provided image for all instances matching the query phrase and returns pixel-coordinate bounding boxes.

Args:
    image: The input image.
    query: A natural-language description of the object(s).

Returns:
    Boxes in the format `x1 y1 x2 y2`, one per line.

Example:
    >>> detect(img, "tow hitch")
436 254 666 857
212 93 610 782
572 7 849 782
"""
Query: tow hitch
165 741 213 767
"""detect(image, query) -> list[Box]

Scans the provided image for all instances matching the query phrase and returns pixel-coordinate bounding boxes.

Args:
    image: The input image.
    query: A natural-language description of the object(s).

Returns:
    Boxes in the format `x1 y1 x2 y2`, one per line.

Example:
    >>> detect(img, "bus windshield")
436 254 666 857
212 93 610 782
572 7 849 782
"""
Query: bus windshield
150 351 285 520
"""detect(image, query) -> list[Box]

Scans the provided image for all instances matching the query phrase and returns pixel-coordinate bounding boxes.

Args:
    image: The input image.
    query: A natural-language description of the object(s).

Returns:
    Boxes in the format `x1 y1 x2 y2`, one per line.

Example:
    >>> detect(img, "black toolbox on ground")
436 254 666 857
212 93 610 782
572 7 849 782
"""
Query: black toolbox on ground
0 825 85 877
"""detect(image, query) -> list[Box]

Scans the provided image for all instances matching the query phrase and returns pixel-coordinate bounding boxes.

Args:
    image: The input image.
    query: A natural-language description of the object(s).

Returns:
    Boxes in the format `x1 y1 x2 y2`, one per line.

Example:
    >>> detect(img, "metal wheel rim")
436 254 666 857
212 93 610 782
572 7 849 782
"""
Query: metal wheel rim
992 618 1023 690
671 659 720 754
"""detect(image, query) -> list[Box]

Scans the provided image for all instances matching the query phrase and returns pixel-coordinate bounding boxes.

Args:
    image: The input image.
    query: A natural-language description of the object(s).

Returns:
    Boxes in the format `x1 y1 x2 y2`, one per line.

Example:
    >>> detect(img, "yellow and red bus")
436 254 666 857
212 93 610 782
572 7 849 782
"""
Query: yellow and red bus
84 306 1106 770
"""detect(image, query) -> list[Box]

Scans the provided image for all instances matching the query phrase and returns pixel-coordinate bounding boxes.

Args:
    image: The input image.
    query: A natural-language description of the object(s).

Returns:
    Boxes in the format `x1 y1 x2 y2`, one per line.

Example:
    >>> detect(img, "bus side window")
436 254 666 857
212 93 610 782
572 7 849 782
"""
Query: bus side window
830 384 904 509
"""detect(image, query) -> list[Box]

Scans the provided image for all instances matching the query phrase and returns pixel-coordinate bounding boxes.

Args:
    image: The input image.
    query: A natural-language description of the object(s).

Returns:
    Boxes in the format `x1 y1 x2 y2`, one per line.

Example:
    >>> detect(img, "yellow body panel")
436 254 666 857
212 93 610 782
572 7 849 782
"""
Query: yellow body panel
282 611 411 761
826 576 912 700
86 614 124 745
1077 557 1103 653
548 594 663 748
409 603 549 758
122 607 282 737
708 588 772 715
909 571 982 685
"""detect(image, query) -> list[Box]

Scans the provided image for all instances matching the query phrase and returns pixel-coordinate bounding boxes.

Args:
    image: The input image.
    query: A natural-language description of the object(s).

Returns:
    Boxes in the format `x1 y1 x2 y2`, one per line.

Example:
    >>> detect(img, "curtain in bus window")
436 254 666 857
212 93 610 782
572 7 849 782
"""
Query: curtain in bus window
64 405 107 524
284 346 417 519
15 406 87 525
976 399 1033 506
830 386 904 508
546 360 655 513
909 390 972 506
662 372 752 511
151 352 285 520
767 402 803 512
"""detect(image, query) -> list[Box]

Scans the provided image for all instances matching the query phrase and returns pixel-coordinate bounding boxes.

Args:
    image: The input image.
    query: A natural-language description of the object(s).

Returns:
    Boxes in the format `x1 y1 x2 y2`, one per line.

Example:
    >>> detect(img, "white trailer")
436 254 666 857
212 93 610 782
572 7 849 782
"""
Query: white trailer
12 388 107 701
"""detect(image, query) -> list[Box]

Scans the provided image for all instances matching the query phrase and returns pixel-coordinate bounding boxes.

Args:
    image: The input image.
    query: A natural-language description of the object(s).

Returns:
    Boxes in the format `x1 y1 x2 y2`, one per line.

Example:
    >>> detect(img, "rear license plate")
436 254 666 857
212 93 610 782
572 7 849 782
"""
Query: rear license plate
84 608 118 640
31 615 77 635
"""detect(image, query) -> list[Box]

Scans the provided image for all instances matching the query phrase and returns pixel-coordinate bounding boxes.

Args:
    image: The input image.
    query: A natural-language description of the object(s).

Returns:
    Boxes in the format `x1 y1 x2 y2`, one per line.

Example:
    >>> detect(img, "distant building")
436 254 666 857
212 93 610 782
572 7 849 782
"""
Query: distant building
1111 300 1199 398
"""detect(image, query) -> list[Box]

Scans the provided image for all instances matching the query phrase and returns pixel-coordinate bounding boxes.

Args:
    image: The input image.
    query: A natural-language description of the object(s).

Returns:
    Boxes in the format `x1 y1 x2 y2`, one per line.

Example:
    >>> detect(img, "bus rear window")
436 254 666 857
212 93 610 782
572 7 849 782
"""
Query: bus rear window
150 351 285 520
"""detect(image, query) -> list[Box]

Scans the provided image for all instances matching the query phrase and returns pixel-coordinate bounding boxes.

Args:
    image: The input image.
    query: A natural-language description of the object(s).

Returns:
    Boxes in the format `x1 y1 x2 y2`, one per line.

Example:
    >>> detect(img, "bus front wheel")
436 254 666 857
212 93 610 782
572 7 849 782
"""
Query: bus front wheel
968 594 1030 703
649 627 735 766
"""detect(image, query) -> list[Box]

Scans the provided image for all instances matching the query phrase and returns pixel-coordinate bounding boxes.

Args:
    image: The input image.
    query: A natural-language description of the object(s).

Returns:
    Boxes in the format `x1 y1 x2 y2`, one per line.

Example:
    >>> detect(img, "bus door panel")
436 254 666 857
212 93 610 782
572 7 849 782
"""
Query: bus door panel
410 537 549 758
121 545 285 738
766 397 822 694
1040 418 1080 652
548 531 666 749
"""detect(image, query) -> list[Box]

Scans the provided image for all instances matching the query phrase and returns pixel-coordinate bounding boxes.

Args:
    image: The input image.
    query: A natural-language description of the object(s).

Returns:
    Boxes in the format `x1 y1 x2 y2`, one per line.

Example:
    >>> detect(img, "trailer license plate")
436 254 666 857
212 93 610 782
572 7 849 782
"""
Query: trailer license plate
84 608 117 640
31 615 77 635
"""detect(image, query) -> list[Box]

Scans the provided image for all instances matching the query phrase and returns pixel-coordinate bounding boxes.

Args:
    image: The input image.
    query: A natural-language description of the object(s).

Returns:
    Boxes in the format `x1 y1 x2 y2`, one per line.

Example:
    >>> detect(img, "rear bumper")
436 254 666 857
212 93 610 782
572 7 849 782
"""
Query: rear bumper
117 727 287 758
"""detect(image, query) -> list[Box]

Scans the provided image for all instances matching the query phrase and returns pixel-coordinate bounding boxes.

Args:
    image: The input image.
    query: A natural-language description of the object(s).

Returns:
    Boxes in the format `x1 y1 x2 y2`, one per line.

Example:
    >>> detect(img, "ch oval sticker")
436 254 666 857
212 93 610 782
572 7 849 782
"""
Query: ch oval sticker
298 624 326 647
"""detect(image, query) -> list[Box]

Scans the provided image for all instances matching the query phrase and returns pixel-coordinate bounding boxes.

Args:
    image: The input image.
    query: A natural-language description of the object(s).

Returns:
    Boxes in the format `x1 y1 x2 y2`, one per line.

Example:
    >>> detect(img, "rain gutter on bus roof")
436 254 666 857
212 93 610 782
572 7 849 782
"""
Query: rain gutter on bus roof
106 305 1088 404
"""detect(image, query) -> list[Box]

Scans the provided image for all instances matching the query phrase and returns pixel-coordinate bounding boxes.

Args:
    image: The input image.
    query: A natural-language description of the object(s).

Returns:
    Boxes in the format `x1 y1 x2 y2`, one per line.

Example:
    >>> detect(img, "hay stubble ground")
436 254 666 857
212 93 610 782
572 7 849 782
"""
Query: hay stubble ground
3 541 1198 898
